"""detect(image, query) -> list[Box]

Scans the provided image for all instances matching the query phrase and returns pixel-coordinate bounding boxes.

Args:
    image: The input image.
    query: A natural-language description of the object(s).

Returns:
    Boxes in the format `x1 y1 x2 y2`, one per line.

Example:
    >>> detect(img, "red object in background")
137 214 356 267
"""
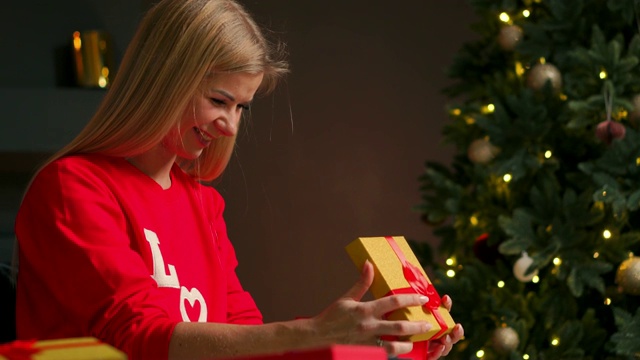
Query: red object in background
216 345 387 360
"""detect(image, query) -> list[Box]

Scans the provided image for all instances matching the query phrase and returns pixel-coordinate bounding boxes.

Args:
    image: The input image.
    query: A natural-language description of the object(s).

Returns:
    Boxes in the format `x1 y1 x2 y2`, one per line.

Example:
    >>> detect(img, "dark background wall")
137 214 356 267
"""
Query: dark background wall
0 1 477 323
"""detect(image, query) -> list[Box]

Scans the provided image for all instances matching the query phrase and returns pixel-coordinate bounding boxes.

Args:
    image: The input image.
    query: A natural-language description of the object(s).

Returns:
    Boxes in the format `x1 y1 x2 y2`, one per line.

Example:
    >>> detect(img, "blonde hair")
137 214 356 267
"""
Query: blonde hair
48 0 288 181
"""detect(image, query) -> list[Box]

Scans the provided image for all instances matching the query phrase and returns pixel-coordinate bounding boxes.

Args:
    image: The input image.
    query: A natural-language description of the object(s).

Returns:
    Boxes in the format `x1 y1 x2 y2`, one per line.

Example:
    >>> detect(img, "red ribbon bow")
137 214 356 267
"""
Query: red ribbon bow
384 236 449 340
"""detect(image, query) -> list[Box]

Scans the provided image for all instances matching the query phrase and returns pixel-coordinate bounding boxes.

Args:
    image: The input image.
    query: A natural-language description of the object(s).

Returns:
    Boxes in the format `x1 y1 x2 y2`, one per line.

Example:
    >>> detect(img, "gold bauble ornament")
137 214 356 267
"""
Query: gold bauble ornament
615 256 640 295
467 138 499 164
492 326 520 354
498 25 523 51
628 94 640 123
526 63 562 92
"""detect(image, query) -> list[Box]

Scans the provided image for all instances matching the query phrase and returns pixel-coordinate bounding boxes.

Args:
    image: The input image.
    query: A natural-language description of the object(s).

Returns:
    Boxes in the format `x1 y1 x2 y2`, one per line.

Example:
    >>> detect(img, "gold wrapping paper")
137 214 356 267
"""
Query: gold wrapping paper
0 337 126 360
345 236 455 342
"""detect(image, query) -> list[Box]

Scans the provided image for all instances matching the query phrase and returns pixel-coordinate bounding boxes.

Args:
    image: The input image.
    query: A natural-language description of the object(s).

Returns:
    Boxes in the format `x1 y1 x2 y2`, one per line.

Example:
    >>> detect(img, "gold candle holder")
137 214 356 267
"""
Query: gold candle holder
72 30 115 88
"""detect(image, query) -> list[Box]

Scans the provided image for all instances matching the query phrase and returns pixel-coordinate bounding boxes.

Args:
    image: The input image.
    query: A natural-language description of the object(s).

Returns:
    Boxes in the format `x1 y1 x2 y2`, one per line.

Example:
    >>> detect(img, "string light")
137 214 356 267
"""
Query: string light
522 9 531 17
553 257 562 266
559 93 568 101
451 108 462 116
476 350 485 358
446 257 456 266
523 354 530 360
503 173 513 182
593 252 600 259
599 69 607 79
544 150 552 158
499 12 510 23
636 157 640 166
497 281 505 288
603 230 612 239
604 298 612 305
515 61 525 76
482 104 495 113
470 215 479 226
465 116 476 125
551 337 560 346
446 270 456 278
539 57 546 64
532 275 540 283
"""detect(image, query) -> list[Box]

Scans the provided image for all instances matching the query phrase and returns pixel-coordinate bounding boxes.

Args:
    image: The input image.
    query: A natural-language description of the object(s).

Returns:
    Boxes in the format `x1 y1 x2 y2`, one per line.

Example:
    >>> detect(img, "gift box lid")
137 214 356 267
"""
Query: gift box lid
345 236 456 342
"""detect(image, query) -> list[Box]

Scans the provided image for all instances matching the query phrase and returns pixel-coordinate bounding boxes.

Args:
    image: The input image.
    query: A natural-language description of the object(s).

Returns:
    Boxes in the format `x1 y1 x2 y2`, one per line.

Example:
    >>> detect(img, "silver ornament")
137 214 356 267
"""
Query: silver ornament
492 326 520 354
498 25 523 51
526 63 562 92
616 257 640 295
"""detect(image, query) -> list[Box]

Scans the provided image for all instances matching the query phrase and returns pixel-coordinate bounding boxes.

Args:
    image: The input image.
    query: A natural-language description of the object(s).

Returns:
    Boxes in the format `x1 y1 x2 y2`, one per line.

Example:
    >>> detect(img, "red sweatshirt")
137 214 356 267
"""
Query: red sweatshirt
15 154 262 359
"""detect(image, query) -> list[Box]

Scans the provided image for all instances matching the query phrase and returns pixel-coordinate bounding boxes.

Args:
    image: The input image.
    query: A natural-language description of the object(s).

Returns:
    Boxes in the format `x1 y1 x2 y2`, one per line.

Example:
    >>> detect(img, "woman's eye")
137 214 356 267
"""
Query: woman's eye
210 98 225 106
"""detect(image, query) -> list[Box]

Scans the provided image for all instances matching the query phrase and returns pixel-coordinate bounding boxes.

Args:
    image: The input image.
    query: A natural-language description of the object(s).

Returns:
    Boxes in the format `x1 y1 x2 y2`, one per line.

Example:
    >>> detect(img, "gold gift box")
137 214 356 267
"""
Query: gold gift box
345 236 455 342
0 337 126 360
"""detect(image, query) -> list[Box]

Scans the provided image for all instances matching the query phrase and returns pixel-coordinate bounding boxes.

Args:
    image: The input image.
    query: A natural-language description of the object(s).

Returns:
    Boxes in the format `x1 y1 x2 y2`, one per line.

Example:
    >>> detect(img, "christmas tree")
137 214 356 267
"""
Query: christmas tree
414 0 640 358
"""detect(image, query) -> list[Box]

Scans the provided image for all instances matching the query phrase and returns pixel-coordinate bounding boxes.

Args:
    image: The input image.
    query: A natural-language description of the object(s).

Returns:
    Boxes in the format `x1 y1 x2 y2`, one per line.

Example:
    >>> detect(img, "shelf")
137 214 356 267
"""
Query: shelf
0 88 105 153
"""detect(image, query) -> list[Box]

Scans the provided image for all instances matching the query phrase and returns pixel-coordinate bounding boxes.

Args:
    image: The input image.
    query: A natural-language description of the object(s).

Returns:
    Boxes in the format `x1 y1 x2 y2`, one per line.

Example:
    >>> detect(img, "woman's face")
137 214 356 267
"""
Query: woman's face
165 71 264 160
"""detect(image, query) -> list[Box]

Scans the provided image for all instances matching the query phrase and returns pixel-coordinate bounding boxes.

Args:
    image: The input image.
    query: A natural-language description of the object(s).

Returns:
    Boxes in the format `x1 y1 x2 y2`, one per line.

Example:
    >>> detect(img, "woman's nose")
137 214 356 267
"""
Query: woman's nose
213 114 240 137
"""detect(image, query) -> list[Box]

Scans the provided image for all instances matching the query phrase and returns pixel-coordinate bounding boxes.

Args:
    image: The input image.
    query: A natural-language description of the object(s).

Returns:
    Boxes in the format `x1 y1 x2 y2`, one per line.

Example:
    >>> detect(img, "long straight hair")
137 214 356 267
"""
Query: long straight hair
48 0 288 181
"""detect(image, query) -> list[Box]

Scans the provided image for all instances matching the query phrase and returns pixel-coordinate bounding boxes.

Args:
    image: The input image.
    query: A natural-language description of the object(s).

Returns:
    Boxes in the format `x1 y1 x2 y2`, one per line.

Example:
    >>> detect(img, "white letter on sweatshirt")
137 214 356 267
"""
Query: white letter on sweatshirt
144 228 179 288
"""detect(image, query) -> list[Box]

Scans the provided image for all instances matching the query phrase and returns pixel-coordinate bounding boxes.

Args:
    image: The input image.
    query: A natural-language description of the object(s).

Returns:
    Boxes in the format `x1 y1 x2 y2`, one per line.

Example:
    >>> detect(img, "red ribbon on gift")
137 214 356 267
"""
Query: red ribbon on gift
383 236 449 340
0 338 105 360
0 340 38 360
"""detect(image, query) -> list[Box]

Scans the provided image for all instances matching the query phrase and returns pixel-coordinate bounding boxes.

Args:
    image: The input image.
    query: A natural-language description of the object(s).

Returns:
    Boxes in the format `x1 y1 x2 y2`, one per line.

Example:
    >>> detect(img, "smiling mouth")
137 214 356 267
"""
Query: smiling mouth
194 127 214 142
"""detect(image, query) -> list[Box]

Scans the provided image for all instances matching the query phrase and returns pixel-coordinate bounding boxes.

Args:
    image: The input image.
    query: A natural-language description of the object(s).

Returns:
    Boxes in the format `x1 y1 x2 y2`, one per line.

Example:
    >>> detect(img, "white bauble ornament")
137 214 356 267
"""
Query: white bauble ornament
526 63 562 92
513 252 538 282
491 326 520 354
615 256 640 295
467 138 499 164
498 25 523 51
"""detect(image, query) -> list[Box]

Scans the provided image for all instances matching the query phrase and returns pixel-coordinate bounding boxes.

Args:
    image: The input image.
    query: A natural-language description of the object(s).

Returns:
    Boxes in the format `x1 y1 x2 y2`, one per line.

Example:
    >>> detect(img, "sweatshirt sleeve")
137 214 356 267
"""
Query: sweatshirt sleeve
207 189 263 325
15 159 175 359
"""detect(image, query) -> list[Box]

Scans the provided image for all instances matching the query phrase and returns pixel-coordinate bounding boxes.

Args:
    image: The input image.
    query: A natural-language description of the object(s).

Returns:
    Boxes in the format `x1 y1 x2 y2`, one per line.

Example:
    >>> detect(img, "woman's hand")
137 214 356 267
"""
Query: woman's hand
311 260 432 356
426 296 464 359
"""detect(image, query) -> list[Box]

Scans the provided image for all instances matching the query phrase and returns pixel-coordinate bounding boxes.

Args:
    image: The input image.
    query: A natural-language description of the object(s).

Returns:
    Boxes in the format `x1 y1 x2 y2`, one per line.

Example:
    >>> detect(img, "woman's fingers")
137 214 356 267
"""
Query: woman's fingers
375 319 431 337
379 339 414 357
341 260 374 301
371 293 429 318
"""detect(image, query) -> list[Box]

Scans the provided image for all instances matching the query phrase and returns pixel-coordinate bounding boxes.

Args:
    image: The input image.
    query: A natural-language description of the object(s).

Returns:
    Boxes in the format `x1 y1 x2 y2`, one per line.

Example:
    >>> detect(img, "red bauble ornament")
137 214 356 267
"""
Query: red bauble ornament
473 233 500 265
595 119 626 145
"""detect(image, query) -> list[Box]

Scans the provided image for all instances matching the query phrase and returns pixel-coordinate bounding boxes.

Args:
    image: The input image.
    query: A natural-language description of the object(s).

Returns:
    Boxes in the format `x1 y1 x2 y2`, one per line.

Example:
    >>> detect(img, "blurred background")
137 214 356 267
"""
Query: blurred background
0 1 476 322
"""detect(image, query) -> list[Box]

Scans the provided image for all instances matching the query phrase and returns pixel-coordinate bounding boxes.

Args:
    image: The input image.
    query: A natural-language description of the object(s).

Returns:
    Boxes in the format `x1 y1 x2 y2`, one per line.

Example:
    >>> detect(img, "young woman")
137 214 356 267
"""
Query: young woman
14 0 463 359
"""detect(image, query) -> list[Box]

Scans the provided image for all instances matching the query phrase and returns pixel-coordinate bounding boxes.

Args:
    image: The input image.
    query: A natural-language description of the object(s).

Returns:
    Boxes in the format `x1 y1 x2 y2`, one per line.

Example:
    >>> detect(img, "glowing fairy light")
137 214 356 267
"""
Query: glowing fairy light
539 57 546 64
603 230 612 239
481 104 495 113
446 270 456 278
446 258 456 266
499 12 510 22
451 108 461 116
476 350 485 358
599 69 607 79
553 257 562 266
503 173 512 182
497 281 505 288
522 9 531 17
551 337 560 346
532 275 540 283
515 61 525 76
470 216 479 226
544 150 552 158
604 298 612 305
523 354 530 360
